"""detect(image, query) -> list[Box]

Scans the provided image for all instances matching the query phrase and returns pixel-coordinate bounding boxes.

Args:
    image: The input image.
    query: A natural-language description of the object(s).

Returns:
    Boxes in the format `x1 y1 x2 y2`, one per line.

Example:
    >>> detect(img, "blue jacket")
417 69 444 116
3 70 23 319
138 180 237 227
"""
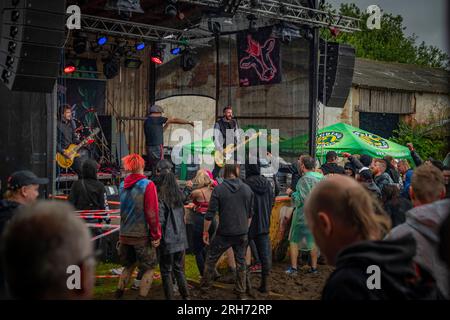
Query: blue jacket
401 169 414 199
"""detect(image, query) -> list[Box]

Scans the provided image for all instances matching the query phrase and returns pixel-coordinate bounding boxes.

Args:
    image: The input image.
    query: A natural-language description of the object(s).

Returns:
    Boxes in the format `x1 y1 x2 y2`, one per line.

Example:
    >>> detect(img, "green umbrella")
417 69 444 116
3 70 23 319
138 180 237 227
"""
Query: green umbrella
278 122 413 163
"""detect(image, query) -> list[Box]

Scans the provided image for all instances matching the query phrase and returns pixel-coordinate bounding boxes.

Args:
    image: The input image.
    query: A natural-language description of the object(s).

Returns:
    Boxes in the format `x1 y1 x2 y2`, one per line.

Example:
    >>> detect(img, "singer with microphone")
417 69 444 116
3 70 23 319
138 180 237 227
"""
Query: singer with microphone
212 106 241 178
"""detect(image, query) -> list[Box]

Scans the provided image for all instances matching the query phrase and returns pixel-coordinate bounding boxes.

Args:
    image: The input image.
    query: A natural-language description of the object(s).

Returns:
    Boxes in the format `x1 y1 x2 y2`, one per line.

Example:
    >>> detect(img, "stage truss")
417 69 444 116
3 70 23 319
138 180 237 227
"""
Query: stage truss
179 0 361 32
78 1 360 45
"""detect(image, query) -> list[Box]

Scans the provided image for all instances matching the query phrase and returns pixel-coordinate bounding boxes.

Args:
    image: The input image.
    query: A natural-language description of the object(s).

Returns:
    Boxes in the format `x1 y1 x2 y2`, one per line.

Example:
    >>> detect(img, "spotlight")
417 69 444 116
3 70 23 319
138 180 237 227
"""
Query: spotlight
64 62 76 74
150 43 165 65
181 49 197 71
90 41 102 53
105 0 144 13
136 42 146 51
73 33 88 54
170 47 181 55
164 4 178 17
113 41 128 58
124 57 142 69
208 19 221 35
97 35 108 46
103 57 120 79
247 14 258 33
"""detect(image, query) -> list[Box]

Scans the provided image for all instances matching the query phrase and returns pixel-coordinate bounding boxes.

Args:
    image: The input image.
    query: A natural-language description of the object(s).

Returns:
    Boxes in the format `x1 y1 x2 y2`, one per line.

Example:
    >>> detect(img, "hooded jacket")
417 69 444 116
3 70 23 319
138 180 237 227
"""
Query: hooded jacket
386 199 450 298
321 162 345 175
205 178 254 237
244 174 274 238
119 174 161 243
322 235 441 300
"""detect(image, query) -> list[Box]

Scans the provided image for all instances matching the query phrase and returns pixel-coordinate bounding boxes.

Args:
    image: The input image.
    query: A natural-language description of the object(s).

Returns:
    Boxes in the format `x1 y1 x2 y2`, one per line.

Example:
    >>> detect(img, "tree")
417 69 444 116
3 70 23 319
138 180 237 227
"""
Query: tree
320 3 449 69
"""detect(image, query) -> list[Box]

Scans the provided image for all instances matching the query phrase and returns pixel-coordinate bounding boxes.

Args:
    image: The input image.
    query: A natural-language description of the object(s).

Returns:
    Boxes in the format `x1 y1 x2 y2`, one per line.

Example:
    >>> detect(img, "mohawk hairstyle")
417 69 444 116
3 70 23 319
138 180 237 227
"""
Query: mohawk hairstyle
122 154 145 173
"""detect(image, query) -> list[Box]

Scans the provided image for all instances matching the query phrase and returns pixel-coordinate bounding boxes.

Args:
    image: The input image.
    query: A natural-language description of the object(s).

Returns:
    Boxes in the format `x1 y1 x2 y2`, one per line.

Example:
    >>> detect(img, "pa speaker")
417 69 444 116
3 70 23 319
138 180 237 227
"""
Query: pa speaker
3 0 66 13
0 66 56 91
0 0 66 92
318 40 355 108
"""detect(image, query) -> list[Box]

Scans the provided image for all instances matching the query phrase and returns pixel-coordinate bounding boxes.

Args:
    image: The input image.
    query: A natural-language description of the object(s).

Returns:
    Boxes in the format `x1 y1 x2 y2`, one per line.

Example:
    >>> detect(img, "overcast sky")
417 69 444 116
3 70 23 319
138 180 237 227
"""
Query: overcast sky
327 0 449 54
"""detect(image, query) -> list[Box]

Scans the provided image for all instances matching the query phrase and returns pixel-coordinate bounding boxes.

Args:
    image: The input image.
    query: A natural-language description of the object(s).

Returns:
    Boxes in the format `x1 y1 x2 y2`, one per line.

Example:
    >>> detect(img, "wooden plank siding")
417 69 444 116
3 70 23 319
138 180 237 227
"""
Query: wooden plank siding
105 48 150 155
357 88 414 114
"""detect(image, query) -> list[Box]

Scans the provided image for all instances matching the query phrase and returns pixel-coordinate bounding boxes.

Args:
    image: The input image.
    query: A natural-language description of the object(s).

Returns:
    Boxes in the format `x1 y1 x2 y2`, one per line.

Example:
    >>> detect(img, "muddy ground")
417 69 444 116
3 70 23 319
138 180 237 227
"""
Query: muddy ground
99 262 333 300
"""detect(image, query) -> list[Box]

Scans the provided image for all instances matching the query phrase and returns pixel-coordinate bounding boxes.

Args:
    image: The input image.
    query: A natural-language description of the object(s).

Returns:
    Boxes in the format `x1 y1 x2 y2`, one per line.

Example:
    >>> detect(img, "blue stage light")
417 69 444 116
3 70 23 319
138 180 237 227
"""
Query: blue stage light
170 47 181 55
97 36 108 46
136 42 146 51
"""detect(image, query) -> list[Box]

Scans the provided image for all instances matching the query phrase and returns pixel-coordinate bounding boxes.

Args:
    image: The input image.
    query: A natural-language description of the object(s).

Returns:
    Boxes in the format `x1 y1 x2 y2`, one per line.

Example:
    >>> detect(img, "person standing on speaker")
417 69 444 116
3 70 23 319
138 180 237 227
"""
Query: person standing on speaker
144 105 194 176
57 105 82 174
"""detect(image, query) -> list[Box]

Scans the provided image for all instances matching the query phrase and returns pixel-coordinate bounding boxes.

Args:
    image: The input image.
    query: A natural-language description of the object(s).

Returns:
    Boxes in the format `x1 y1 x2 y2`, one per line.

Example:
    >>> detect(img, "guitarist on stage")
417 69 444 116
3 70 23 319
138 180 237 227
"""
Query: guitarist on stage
212 106 241 178
57 105 81 174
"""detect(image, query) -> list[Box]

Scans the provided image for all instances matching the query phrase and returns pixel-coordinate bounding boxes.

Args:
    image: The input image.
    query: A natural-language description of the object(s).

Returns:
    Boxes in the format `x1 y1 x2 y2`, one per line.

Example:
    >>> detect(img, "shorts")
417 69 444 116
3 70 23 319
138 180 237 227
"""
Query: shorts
117 242 158 271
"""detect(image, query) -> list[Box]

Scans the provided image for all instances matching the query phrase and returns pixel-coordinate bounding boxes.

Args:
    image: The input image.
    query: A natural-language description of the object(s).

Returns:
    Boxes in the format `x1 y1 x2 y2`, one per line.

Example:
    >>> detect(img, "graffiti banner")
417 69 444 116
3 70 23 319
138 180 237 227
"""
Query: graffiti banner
236 26 281 87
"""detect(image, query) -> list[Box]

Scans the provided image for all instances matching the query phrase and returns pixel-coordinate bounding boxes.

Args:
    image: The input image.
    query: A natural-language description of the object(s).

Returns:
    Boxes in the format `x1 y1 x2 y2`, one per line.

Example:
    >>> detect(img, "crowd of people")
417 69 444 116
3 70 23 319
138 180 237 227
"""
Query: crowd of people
0 138 449 300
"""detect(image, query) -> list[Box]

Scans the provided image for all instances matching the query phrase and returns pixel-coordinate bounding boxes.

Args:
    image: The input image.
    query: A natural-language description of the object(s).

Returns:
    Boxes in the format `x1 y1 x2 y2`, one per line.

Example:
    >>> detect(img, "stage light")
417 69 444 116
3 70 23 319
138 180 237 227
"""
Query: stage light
136 42 146 51
103 57 120 79
97 36 108 46
64 62 76 74
247 14 258 33
150 43 165 65
151 56 163 64
105 0 144 13
170 47 181 55
73 33 88 54
90 41 102 53
181 49 197 71
164 4 178 17
124 57 142 69
207 19 221 34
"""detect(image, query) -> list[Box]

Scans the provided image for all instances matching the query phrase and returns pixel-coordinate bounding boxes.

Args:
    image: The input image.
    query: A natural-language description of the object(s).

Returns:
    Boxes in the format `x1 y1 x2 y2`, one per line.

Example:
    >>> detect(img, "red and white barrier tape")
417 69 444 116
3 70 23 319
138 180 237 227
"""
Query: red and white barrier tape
78 215 120 219
75 209 120 214
86 223 120 229
91 227 120 241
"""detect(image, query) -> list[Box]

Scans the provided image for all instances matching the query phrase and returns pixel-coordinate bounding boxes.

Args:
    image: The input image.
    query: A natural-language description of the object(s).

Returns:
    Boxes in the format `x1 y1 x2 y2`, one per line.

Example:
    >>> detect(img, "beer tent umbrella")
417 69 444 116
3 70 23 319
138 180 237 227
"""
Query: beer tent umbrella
277 122 414 164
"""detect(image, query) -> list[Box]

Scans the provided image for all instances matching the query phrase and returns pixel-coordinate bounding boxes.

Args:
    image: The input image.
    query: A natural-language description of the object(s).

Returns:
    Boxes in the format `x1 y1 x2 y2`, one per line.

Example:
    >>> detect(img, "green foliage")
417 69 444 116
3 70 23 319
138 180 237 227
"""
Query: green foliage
391 121 448 161
320 3 449 69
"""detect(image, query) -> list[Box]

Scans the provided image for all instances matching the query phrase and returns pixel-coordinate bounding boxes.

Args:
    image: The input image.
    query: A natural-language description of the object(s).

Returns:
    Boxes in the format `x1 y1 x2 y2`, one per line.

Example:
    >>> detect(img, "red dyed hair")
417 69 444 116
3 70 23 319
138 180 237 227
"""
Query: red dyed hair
122 154 145 173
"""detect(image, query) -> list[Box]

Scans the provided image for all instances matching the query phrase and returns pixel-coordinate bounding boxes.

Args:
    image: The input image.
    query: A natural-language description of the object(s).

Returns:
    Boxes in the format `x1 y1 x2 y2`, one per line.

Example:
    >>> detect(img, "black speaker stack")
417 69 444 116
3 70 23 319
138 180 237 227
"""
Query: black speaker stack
0 0 66 93
319 40 356 109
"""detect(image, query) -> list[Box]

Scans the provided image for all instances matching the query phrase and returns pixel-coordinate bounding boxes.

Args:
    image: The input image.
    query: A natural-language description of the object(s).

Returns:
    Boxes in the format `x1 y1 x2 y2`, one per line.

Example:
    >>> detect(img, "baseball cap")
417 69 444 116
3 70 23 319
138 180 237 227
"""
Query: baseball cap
359 168 373 181
148 104 164 114
7 170 49 191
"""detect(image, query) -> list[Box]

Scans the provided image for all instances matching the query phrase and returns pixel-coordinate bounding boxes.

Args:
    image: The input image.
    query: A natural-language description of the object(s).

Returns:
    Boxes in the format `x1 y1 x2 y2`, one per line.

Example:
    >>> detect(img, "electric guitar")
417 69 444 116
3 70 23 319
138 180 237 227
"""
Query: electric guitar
214 131 262 168
56 128 100 169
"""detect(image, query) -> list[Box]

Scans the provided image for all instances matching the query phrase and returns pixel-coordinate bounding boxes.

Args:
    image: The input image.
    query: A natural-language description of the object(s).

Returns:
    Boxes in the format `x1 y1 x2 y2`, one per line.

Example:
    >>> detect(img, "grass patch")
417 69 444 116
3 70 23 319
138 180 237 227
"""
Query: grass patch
94 254 200 299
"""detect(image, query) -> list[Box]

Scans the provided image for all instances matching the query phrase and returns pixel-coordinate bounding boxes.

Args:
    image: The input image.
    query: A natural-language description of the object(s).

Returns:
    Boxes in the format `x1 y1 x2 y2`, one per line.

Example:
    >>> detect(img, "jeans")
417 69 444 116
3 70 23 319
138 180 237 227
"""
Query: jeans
250 233 272 276
249 239 261 265
192 212 217 276
201 234 249 294
159 251 189 300
147 145 163 176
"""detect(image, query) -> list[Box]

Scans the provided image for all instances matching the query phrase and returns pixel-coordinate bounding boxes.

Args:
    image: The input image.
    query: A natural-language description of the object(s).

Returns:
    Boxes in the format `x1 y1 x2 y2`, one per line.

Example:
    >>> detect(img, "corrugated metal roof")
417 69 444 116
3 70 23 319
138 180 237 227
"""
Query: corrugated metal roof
353 58 450 94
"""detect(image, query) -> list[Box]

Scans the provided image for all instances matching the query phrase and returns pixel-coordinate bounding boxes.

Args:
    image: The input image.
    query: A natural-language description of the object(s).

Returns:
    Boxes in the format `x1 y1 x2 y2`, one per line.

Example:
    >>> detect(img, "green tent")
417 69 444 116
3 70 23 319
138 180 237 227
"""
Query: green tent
277 122 413 163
